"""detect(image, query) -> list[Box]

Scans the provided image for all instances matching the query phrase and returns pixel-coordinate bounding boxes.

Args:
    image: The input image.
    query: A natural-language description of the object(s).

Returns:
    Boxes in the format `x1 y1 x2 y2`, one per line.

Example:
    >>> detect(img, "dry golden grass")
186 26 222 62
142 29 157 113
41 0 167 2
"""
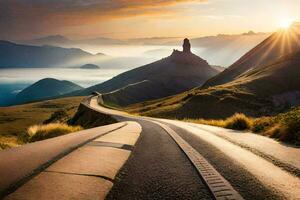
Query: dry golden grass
0 96 84 149
185 108 300 145
251 117 273 133
185 118 227 127
185 113 253 131
0 136 20 150
27 123 82 142
264 124 284 138
224 113 253 130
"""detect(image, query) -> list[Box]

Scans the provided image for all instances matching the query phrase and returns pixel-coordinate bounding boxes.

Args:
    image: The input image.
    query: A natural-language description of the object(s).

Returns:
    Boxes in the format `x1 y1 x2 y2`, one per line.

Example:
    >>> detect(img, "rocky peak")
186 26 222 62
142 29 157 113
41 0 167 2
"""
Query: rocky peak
183 38 191 53
170 38 208 66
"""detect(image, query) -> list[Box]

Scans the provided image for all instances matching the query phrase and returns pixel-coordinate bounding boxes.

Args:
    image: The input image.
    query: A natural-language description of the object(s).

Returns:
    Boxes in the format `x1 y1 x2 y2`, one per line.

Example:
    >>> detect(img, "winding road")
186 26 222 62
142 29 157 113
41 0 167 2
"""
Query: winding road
1 95 300 200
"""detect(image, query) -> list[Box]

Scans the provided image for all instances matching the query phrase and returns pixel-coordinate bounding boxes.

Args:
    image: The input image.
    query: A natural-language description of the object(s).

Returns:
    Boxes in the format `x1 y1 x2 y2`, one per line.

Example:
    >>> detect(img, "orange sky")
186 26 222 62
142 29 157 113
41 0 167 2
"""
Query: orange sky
0 0 300 40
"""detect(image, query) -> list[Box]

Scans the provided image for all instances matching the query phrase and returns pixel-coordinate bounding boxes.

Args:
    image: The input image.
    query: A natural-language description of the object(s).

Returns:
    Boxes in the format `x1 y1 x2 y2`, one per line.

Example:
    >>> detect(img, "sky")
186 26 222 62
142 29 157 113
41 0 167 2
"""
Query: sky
1 0 300 40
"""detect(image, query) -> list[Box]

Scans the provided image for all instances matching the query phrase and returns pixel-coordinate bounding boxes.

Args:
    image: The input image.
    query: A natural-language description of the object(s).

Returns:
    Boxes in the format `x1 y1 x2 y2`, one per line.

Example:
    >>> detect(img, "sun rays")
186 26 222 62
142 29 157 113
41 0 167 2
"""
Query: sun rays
279 18 293 29
247 22 300 69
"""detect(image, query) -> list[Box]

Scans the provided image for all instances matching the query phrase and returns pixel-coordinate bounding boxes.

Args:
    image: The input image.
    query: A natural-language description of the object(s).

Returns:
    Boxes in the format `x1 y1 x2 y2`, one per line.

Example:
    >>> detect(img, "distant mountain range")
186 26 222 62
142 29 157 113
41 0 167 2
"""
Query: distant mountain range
1 31 277 108
128 24 300 119
22 32 268 46
204 28 300 87
3 39 220 106
12 78 83 105
23 35 125 46
0 40 105 68
185 32 270 66
25 35 72 46
17 32 270 68
69 39 220 106
21 35 181 47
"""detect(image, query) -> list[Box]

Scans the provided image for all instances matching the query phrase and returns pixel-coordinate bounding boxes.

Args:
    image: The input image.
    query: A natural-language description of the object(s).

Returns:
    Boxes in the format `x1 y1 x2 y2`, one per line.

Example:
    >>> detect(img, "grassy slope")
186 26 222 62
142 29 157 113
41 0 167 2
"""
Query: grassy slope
204 26 300 87
125 50 300 120
0 96 84 149
186 108 300 145
79 50 219 107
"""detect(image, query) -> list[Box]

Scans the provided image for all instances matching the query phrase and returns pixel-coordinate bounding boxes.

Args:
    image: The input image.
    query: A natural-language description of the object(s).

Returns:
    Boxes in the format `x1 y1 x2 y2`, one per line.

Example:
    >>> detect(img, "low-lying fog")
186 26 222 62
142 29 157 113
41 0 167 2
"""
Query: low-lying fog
0 33 268 106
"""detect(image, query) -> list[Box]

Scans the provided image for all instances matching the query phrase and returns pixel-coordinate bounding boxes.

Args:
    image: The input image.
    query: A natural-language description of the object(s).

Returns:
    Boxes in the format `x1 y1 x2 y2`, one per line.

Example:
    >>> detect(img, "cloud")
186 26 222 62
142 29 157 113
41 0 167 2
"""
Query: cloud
0 0 206 40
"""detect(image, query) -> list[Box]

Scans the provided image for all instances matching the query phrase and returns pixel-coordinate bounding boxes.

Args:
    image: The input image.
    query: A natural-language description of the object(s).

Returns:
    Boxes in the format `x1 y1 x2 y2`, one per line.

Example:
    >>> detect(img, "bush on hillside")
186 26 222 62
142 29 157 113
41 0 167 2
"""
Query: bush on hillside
224 113 253 130
185 107 300 145
251 117 273 133
272 108 300 144
0 143 10 150
43 109 69 124
185 113 253 131
26 123 82 142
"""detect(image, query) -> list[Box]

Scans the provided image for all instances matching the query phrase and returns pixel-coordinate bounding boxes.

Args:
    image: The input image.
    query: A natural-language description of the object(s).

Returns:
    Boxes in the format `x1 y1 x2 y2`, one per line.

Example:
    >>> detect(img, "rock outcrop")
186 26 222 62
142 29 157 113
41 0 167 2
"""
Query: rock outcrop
170 38 208 65
183 38 191 53
70 97 117 128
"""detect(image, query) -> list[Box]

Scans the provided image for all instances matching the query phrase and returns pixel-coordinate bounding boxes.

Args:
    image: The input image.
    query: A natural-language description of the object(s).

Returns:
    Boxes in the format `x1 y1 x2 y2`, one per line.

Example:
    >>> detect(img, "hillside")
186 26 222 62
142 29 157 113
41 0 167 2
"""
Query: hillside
126 32 300 119
204 24 300 87
14 78 83 104
76 39 219 106
0 97 84 149
0 41 103 68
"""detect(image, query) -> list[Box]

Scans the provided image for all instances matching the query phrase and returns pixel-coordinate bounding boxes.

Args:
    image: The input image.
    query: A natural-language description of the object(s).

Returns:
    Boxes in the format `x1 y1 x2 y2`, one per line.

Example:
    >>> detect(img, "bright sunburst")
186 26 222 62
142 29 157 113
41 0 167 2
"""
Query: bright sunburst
279 18 293 29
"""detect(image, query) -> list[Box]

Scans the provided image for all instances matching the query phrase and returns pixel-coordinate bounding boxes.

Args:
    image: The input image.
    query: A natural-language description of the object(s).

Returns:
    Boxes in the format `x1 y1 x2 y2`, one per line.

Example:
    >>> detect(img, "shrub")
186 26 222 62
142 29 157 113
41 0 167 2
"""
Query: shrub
27 123 82 142
265 124 285 138
184 108 300 145
185 113 253 131
43 109 69 124
252 117 273 133
0 143 10 150
273 108 300 144
224 113 253 130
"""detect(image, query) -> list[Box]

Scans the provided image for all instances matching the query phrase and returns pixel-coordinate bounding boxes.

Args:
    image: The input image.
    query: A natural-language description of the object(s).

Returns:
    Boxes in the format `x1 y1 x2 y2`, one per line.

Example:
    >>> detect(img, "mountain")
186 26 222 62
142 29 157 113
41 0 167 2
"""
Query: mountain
79 37 125 45
188 31 268 48
13 78 83 104
0 41 103 68
24 35 126 46
204 24 300 87
74 39 219 106
21 33 269 67
128 37 181 45
126 26 300 119
25 35 71 46
0 83 28 106
80 64 100 69
165 32 270 67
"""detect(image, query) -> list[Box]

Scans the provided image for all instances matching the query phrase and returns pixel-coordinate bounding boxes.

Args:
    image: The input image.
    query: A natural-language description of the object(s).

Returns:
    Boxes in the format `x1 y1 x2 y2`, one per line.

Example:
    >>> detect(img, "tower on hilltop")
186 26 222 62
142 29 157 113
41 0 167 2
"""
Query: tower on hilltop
183 38 191 53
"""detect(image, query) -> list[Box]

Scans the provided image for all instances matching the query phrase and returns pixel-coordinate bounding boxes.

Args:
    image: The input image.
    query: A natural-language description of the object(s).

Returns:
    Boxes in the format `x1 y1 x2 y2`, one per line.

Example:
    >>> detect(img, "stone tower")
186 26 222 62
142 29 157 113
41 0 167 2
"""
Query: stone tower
183 38 191 53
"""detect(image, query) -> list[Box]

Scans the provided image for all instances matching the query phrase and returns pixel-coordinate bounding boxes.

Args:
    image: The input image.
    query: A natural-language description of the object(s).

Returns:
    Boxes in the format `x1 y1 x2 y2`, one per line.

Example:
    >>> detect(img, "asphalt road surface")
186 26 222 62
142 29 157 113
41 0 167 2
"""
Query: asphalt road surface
1 95 300 200
91 96 300 200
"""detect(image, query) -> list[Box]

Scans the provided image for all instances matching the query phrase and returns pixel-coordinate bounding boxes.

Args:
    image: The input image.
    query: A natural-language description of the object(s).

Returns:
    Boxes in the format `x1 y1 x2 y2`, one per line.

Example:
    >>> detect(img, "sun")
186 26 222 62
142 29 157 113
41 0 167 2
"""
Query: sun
279 18 293 29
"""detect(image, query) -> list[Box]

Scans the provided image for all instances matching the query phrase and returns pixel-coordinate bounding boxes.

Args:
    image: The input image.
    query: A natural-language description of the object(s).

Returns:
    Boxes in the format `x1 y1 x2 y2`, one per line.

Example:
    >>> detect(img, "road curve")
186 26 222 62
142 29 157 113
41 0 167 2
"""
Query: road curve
2 95 299 200
90 95 300 200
